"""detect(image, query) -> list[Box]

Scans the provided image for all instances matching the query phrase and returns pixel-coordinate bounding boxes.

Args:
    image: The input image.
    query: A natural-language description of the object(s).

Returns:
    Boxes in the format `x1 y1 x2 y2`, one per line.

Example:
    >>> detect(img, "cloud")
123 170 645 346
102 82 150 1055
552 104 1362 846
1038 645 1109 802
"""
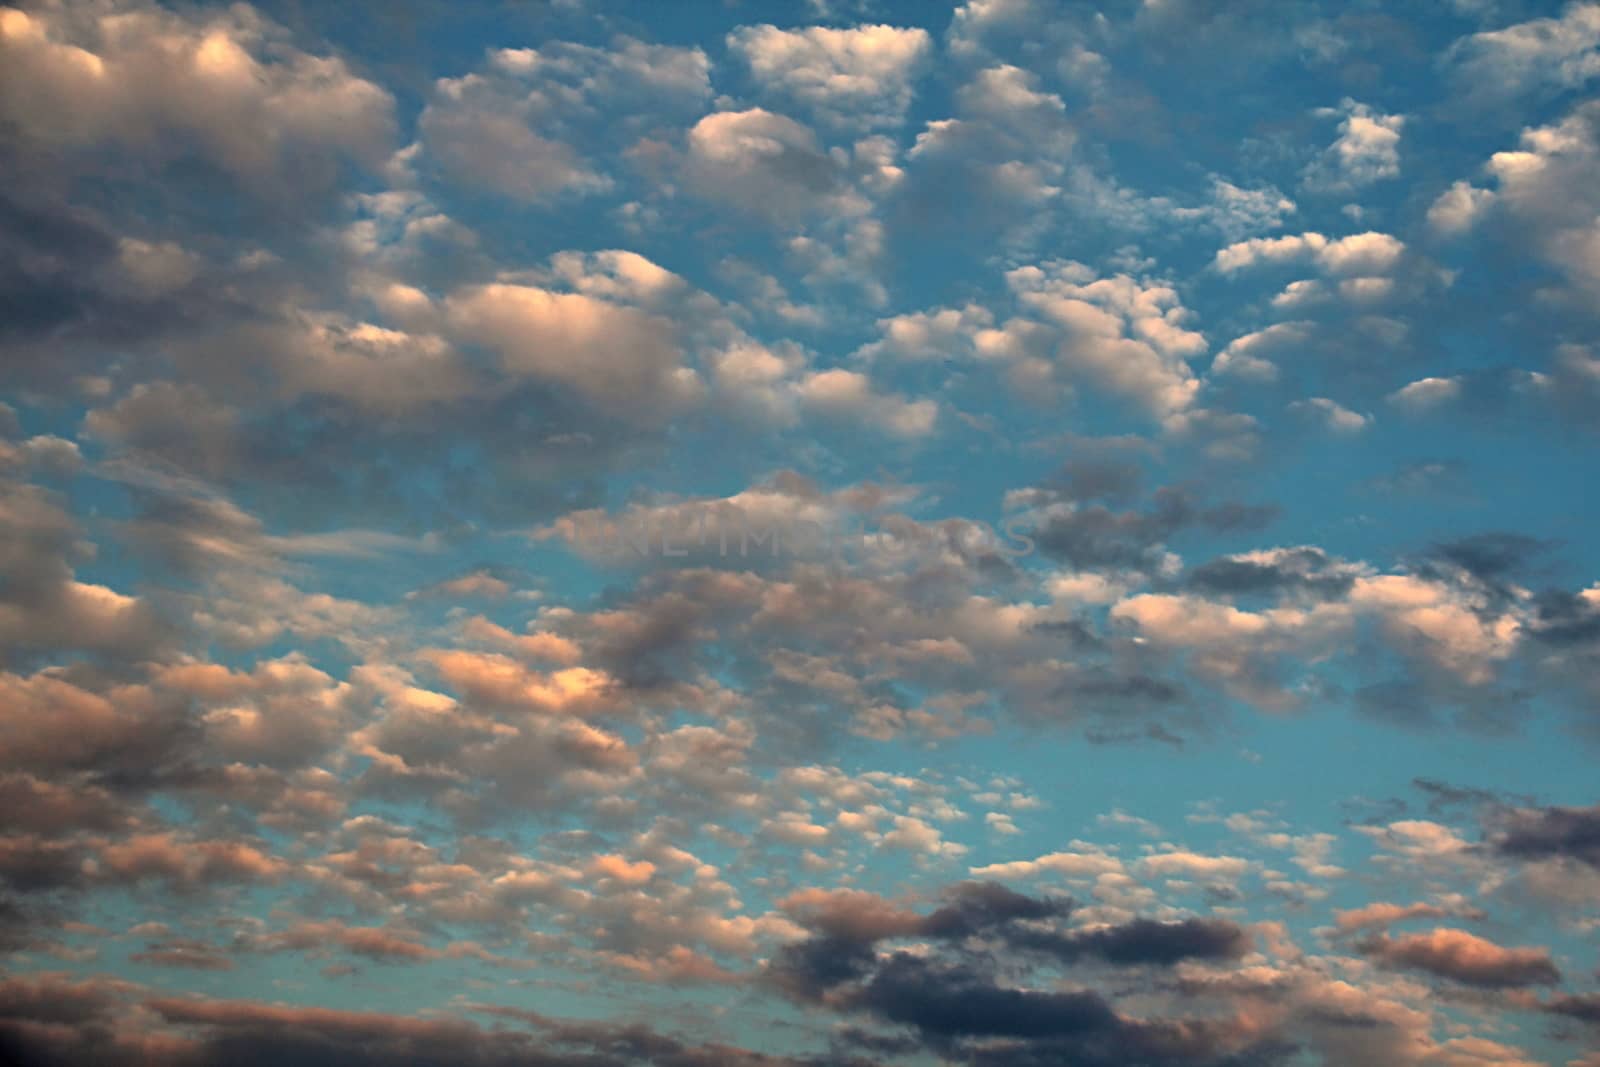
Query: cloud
444 283 699 420
1303 99 1405 192
1477 100 1600 303
1210 321 1312 382
683 109 850 224
970 849 1124 880
1489 804 1600 869
892 64 1075 243
1000 262 1206 416
1428 181 1496 235
0 0 395 196
1359 928 1561 988
419 83 608 203
794 368 938 437
1186 546 1366 600
1448 3 1600 101
727 24 932 130
1215 231 1407 276
0 476 168 662
0 7 1594 1067
1289 396 1372 433
1333 901 1463 932
1388 376 1463 410
418 37 710 204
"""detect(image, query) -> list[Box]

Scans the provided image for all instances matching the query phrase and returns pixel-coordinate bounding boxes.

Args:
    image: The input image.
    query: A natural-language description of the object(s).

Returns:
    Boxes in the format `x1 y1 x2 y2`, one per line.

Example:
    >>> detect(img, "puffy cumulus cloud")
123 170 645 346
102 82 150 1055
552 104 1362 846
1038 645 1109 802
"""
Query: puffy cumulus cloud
418 78 606 204
1448 3 1600 102
347 665 638 819
683 108 856 225
1110 561 1529 712
794 368 938 437
422 651 617 719
157 655 360 769
854 303 995 363
1474 100 1600 305
222 315 473 417
1358 928 1562 988
1210 321 1314 382
443 282 700 420
89 832 289 891
420 252 931 435
418 36 710 203
0 670 190 784
895 64 1075 242
858 262 1211 421
727 24 932 130
1302 99 1405 193
1003 262 1206 417
1214 230 1408 277
1193 179 1299 242
946 0 1057 60
702 338 812 425
0 0 394 195
1428 180 1496 236
1348 573 1524 686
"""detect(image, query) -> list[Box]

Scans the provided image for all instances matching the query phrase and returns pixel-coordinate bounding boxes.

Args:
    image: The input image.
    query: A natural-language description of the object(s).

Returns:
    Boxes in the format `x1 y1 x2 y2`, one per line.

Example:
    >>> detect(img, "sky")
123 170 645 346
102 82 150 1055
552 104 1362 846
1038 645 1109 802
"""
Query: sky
1 0 1599 1064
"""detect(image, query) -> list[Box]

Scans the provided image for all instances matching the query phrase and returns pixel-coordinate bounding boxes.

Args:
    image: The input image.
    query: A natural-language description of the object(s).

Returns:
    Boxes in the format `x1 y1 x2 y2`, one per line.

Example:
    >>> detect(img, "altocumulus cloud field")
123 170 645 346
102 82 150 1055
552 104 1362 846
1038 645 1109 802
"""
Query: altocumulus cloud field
3 1 1600 1064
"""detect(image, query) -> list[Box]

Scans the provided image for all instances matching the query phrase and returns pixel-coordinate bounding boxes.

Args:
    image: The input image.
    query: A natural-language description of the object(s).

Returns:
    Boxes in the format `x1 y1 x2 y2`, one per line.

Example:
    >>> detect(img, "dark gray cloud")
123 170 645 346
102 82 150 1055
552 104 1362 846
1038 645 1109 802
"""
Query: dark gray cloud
1029 486 1277 573
1009 917 1253 967
1490 804 1600 870
771 880 1264 1065
1187 546 1356 600
1546 992 1600 1026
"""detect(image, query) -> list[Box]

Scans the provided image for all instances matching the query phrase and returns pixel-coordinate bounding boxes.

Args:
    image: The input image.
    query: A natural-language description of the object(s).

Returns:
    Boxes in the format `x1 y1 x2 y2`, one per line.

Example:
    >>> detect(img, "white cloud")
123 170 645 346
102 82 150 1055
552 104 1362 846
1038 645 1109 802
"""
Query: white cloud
795 368 937 438
1388 376 1463 410
1450 3 1600 99
1004 262 1205 417
445 284 700 420
727 24 931 129
1427 181 1496 236
1303 100 1405 192
1215 231 1406 276
1211 322 1313 382
684 109 848 223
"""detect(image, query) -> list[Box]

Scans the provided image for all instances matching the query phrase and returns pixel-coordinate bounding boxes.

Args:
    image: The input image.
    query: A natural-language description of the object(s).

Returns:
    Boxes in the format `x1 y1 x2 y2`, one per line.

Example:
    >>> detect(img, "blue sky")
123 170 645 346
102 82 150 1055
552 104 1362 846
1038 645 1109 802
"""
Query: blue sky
1 1 1599 1065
